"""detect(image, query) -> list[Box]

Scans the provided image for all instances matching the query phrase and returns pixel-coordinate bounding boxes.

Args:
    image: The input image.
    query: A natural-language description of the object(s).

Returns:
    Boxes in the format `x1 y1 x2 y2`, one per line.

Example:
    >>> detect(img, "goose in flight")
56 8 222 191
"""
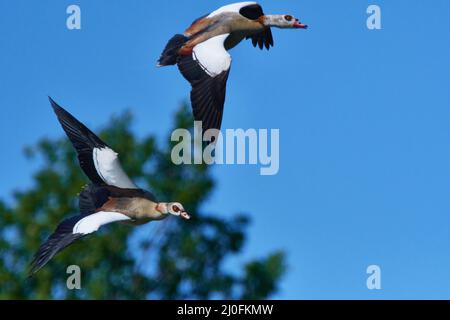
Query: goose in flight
29 98 190 275
158 2 307 136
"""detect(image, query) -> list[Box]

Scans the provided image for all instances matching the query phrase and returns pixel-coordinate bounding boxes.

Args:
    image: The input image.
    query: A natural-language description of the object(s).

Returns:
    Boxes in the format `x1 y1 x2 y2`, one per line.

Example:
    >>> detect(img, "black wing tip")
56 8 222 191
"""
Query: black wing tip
28 260 42 277
48 96 70 121
28 247 51 276
247 30 273 50
28 247 50 277
158 34 189 67
28 222 86 276
48 97 106 146
189 68 229 136
47 97 110 184
48 96 61 111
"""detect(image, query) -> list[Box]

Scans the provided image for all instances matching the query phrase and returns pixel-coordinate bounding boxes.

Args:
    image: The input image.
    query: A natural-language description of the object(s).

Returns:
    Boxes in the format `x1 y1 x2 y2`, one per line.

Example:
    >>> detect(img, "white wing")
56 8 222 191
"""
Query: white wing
177 34 232 132
193 34 231 77
73 211 132 235
50 98 138 189
93 147 138 189
30 210 132 275
208 2 258 17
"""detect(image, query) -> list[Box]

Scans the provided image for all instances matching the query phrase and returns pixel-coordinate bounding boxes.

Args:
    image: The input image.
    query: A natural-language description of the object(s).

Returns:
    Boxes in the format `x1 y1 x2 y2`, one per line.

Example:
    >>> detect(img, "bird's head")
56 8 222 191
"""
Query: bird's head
262 14 308 29
157 202 190 220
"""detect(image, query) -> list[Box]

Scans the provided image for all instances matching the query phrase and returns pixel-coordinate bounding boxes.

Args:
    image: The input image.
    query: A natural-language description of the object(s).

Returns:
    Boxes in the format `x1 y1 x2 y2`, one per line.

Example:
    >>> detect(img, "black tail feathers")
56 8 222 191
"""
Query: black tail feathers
158 34 189 67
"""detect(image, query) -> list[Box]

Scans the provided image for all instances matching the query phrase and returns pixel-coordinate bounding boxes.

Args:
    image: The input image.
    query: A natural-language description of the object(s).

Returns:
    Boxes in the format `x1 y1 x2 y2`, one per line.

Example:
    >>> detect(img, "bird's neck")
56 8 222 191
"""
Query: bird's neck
155 202 168 214
261 15 286 28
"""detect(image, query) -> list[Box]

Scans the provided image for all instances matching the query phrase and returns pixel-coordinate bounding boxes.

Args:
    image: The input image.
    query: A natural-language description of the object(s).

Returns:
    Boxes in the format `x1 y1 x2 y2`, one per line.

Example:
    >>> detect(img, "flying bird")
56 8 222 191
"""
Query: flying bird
29 98 191 275
158 1 307 135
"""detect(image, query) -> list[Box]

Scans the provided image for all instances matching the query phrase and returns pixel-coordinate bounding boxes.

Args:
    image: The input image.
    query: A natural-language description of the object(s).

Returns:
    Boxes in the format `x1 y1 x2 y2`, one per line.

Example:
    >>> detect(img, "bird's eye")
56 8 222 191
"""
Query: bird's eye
284 15 293 21
172 205 180 212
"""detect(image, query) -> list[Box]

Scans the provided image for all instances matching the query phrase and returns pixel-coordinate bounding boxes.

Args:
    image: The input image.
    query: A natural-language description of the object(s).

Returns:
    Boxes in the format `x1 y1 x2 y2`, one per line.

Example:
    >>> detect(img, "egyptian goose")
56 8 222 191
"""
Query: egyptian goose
29 98 190 275
158 2 307 135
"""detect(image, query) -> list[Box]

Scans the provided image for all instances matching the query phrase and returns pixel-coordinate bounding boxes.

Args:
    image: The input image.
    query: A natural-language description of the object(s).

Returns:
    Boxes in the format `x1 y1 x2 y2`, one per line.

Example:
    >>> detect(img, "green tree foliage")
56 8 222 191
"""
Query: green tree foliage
0 104 285 299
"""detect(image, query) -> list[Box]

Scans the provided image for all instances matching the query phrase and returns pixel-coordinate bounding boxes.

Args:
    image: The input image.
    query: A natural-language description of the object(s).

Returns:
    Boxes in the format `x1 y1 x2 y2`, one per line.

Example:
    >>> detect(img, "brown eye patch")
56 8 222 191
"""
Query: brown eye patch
284 15 293 21
172 205 180 212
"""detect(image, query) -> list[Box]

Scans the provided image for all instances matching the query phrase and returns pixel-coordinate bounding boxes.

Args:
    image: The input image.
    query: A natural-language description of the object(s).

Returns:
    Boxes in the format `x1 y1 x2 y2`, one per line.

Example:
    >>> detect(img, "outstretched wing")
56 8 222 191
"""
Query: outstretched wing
246 27 274 50
238 2 264 20
49 97 138 189
185 2 261 36
177 34 231 133
29 211 131 275
239 3 274 50
209 2 259 17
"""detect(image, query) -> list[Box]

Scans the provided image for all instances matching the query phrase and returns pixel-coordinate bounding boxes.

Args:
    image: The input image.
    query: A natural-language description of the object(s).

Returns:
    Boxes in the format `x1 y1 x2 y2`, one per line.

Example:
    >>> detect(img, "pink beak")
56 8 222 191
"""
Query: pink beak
180 211 191 220
293 20 308 29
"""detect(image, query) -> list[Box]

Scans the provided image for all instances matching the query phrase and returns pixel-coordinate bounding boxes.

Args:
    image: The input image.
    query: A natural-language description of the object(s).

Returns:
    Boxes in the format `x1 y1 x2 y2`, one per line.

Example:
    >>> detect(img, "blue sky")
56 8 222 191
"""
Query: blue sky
1 0 450 299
